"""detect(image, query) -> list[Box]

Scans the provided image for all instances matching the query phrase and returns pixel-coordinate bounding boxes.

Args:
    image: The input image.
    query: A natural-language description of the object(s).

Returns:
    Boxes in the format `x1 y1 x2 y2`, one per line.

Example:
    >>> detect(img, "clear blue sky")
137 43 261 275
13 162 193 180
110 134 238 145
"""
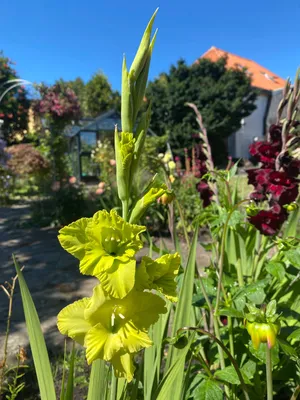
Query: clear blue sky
1 0 299 91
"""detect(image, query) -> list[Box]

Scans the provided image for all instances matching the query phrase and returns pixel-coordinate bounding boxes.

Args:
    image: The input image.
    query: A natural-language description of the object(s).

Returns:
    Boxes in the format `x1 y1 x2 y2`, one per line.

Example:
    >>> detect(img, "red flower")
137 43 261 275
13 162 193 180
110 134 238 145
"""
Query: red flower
249 208 287 236
250 191 267 202
196 181 213 207
266 171 298 205
269 124 282 144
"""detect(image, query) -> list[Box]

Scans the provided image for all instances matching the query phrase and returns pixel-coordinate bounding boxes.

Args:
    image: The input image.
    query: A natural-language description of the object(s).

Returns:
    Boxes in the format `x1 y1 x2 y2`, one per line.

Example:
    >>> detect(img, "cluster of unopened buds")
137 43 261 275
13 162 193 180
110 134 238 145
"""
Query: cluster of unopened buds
246 124 299 236
57 209 180 381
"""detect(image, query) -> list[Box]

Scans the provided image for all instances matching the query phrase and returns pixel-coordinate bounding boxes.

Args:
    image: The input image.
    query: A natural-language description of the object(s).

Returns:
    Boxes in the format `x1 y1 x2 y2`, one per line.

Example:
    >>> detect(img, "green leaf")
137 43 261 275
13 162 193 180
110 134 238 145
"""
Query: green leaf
155 335 193 400
277 338 297 356
64 343 75 400
214 364 253 386
193 379 222 400
165 226 198 371
285 249 300 269
13 255 56 400
241 360 256 381
217 307 244 318
266 262 285 280
214 366 240 384
287 328 300 341
235 279 270 305
87 359 107 400
227 160 240 180
249 341 280 365
266 300 277 318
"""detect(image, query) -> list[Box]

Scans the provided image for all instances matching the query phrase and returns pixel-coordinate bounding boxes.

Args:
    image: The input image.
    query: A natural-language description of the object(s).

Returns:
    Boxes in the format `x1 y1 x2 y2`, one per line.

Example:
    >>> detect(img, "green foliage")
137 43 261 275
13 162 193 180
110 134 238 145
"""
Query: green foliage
31 181 87 226
147 57 257 163
0 50 30 143
83 71 120 117
13 255 56 400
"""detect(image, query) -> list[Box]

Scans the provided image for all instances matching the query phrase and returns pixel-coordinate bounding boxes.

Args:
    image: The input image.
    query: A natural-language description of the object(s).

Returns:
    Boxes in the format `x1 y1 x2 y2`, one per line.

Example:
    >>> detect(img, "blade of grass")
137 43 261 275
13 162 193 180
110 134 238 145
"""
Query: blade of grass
155 335 194 400
165 225 199 371
13 254 56 400
87 359 107 400
64 342 75 400
59 340 67 400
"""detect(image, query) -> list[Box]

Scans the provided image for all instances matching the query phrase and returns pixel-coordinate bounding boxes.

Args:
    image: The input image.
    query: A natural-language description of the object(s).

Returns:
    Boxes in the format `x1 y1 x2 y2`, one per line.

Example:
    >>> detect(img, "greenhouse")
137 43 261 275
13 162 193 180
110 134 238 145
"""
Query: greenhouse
65 109 121 181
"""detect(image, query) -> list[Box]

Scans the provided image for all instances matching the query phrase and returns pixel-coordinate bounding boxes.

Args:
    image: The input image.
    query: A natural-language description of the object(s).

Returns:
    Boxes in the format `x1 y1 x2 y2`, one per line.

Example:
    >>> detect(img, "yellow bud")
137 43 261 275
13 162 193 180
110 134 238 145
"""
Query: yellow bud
246 321 280 349
160 192 175 205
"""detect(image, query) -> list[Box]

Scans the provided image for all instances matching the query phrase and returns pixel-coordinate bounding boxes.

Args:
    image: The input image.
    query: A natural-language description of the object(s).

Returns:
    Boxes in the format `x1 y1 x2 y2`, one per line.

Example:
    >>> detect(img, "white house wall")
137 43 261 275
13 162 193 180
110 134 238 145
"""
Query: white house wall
228 94 269 159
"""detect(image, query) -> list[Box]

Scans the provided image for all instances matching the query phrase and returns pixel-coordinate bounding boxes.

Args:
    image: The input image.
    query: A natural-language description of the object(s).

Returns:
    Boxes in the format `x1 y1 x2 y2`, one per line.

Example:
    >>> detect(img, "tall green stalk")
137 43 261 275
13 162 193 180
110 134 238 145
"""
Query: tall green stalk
266 346 273 400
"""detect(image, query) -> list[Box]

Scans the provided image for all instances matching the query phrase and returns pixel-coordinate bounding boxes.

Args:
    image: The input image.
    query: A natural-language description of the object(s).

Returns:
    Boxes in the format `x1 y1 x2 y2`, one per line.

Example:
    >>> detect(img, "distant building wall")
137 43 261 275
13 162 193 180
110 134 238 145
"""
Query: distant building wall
228 94 269 159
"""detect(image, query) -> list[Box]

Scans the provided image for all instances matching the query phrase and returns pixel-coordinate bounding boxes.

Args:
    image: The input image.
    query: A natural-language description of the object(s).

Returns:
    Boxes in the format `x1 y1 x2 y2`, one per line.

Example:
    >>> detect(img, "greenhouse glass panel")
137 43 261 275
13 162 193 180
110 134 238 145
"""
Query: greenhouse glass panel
80 131 97 152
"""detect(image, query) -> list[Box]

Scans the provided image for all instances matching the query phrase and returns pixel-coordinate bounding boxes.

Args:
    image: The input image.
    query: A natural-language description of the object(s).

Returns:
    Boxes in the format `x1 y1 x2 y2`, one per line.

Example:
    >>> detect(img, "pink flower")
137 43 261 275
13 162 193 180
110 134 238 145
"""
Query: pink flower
69 176 77 184
96 188 105 195
109 159 116 166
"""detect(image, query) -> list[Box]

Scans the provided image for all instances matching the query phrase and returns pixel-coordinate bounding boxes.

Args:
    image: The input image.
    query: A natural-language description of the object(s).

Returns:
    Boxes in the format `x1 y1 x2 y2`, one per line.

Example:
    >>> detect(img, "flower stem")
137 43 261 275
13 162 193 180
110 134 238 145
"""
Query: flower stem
227 316 235 358
266 346 273 400
122 199 129 222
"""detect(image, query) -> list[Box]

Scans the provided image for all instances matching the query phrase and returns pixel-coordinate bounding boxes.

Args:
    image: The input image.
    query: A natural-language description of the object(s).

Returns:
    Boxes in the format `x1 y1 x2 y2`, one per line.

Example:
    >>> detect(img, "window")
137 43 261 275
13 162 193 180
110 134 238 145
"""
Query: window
80 131 97 152
80 155 98 177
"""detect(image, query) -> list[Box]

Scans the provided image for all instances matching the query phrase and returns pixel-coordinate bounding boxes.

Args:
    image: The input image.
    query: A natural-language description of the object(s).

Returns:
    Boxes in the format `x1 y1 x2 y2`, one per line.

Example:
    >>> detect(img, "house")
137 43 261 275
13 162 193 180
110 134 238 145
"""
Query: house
200 46 286 159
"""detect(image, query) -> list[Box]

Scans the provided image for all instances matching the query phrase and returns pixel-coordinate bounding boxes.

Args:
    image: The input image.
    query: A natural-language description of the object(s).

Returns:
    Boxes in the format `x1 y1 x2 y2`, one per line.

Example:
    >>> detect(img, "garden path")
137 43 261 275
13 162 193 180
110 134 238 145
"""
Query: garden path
0 203 210 364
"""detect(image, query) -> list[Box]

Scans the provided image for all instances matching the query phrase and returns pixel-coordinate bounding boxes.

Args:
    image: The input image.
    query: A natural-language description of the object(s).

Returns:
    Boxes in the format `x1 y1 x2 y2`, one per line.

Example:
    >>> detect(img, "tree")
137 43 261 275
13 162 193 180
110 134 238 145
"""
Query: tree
56 77 85 105
56 72 120 117
146 57 257 163
83 71 120 117
0 51 29 143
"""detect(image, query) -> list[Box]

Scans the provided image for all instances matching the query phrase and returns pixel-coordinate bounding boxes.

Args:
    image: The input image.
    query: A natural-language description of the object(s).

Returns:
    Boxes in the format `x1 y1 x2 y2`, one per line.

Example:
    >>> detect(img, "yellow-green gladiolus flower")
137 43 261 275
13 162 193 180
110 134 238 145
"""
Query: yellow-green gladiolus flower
58 209 146 298
246 321 280 349
57 284 166 381
136 253 180 301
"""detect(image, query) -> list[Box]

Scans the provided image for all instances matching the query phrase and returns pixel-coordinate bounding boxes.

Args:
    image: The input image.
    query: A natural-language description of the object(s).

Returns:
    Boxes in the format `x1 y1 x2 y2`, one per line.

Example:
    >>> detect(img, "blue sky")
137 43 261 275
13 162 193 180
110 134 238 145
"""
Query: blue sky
1 0 300 91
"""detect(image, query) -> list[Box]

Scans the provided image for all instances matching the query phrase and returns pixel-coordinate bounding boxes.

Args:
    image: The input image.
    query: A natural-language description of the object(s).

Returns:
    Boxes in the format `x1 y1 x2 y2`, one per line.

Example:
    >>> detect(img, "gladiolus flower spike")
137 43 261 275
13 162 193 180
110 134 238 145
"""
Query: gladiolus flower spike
57 209 180 381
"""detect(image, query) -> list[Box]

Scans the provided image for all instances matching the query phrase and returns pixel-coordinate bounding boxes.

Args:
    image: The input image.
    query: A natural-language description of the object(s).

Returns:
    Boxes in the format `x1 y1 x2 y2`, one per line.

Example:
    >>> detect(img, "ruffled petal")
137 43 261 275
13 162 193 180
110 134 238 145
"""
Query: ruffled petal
119 323 152 353
79 245 111 276
111 352 135 382
130 291 167 329
85 322 122 364
57 298 92 345
98 259 136 299
58 218 91 259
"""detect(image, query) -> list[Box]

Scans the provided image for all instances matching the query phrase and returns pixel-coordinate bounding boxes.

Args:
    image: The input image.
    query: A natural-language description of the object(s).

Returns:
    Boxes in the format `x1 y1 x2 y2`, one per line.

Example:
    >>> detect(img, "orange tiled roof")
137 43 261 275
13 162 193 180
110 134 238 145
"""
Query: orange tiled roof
199 46 286 91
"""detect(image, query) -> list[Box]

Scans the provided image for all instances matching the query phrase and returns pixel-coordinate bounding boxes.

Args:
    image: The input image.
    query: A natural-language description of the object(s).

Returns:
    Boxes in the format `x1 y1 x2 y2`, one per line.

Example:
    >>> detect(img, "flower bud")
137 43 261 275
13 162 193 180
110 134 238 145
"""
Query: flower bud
283 202 299 212
246 321 280 349
160 192 175 205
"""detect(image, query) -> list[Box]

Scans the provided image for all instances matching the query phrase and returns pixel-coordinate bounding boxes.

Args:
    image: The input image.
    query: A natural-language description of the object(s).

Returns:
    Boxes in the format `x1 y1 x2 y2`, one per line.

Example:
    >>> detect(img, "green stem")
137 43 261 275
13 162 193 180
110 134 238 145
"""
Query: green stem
122 199 129 222
254 236 270 281
175 198 190 248
266 346 273 400
236 260 244 287
213 316 226 370
195 353 213 378
227 316 235 358
215 200 249 314
110 372 118 400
